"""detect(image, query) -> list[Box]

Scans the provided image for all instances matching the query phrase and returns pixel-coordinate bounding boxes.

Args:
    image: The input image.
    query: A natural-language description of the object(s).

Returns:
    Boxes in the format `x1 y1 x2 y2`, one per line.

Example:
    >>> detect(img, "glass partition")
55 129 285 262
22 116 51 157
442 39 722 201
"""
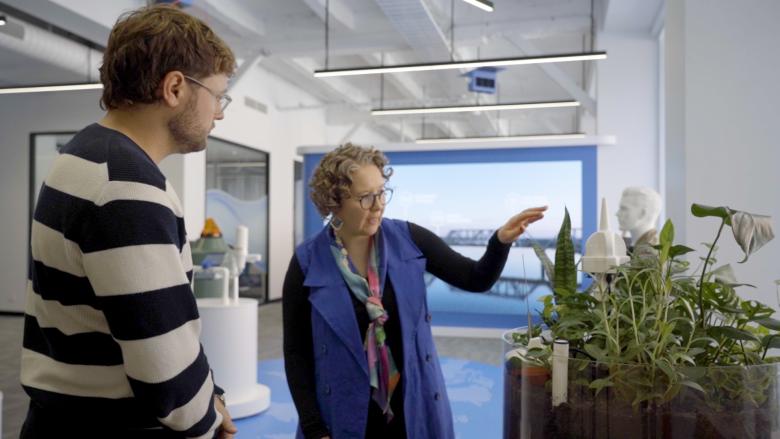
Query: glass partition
205 137 269 302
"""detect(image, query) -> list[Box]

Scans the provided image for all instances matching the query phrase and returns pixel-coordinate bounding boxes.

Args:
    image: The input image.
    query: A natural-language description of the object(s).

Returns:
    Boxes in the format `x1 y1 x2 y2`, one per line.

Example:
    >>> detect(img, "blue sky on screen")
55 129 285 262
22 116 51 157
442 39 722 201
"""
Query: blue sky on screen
382 161 582 238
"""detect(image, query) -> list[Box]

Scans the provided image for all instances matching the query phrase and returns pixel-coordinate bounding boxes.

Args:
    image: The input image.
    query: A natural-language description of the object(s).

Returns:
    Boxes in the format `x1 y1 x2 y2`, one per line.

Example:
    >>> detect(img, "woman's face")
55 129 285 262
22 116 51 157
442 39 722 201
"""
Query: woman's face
334 164 386 239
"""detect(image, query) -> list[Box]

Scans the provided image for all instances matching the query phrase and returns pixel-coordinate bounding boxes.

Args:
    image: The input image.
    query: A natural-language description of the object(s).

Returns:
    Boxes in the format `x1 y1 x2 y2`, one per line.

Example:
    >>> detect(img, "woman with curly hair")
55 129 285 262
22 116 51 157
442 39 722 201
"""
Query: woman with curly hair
283 143 546 439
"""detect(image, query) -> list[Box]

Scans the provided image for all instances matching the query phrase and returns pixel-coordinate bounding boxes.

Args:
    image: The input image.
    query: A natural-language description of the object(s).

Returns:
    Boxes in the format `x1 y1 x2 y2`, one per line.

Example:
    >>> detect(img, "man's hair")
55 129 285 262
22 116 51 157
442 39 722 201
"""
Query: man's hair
99 5 236 110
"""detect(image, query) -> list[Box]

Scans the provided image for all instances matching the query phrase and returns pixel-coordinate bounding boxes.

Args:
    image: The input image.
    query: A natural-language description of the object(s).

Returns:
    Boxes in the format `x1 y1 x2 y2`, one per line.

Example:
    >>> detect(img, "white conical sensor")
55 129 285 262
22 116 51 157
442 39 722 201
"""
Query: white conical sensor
582 198 629 274
599 198 610 231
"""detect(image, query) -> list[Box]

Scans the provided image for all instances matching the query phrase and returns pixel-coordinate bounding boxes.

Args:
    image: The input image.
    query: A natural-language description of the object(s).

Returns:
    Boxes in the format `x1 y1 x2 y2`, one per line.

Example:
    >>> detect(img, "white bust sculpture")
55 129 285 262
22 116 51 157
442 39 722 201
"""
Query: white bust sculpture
616 187 662 247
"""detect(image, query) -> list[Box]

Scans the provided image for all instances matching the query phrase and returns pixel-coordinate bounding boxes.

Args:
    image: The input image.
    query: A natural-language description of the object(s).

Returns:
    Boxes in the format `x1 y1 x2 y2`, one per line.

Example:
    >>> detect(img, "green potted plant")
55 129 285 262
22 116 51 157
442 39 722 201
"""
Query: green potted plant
503 204 778 438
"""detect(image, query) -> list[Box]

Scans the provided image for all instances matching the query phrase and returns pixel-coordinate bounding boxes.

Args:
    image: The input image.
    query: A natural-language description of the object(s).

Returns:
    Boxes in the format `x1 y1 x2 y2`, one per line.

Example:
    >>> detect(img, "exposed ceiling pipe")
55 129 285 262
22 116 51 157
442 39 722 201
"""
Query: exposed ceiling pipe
0 15 102 82
374 0 499 137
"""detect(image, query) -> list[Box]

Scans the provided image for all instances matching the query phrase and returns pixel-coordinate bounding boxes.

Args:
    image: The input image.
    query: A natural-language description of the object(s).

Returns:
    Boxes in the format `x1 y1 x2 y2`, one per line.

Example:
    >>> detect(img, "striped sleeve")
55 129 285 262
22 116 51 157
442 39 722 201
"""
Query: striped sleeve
79 175 221 438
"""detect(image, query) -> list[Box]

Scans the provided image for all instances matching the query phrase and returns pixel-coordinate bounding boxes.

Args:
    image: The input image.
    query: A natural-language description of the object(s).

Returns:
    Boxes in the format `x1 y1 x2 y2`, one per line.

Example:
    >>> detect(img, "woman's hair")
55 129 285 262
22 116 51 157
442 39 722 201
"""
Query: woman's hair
99 5 236 110
309 143 393 217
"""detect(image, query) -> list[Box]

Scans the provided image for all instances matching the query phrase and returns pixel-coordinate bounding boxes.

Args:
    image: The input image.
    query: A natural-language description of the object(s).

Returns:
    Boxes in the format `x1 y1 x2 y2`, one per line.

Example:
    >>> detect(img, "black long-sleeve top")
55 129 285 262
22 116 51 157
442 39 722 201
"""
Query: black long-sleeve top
282 222 512 439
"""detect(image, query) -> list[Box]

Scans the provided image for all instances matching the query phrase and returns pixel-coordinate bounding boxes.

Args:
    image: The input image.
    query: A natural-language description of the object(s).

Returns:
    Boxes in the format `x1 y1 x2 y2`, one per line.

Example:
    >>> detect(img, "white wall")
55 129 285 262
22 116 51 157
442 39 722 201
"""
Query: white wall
666 0 780 305
0 63 392 311
597 31 660 223
208 61 387 301
0 91 212 312
0 90 104 312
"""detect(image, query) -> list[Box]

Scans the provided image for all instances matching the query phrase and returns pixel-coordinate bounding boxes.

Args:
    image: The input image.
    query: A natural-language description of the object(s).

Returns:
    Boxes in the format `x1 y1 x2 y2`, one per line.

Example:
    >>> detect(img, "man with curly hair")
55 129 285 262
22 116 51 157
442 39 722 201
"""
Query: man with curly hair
21 5 237 438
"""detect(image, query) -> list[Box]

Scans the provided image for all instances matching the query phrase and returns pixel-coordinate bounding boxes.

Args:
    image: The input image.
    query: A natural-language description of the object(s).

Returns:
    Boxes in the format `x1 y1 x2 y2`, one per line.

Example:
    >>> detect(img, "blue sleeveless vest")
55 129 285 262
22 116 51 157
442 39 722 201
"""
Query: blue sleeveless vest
294 218 455 439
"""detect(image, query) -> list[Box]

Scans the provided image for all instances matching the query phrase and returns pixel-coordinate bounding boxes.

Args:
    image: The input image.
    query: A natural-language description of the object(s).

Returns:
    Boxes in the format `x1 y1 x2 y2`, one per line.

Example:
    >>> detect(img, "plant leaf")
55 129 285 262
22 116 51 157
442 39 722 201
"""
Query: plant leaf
659 219 674 262
669 245 695 259
680 367 706 380
681 380 706 393
691 204 732 225
655 359 677 382
756 318 780 331
710 264 737 285
554 208 577 295
730 210 775 263
531 242 555 285
584 344 607 362
762 334 780 350
588 378 614 395
708 326 759 343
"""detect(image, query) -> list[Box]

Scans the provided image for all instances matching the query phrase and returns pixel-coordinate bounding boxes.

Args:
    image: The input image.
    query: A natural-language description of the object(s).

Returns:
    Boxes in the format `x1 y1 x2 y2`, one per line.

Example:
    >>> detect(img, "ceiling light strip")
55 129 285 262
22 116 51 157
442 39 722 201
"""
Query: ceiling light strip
372 100 579 116
462 0 494 12
0 83 103 95
314 52 607 77
416 133 587 144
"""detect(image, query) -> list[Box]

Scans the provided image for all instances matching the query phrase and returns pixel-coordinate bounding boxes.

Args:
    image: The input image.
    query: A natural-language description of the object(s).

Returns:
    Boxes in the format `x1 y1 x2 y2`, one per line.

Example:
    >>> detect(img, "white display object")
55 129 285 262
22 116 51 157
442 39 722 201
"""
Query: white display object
582 198 629 274
195 225 270 419
198 297 271 419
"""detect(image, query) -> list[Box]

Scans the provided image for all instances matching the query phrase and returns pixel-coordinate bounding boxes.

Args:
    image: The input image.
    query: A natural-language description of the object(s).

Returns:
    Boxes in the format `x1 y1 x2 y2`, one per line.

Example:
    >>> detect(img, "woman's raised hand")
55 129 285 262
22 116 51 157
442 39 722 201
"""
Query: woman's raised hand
497 206 548 244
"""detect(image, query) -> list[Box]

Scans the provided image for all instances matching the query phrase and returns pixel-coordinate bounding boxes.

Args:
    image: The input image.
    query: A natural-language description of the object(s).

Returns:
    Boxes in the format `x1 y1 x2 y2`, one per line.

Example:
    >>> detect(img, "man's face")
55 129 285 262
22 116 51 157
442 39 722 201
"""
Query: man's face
168 73 229 154
616 194 643 231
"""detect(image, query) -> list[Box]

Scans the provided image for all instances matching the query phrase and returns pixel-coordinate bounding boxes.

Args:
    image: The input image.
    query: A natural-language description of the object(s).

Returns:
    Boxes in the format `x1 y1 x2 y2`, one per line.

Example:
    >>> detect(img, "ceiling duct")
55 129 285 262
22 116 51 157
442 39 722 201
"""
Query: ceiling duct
0 14 101 82
373 0 452 61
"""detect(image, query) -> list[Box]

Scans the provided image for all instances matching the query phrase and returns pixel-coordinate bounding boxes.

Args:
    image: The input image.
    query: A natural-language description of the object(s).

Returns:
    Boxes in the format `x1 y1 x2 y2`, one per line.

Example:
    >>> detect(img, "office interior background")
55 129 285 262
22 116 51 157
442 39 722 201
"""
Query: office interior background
1 0 779 437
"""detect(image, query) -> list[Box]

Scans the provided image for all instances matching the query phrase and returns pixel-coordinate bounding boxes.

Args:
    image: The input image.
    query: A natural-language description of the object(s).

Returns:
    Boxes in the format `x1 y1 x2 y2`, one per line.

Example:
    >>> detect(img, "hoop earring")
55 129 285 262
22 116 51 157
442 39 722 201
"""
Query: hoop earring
329 215 344 231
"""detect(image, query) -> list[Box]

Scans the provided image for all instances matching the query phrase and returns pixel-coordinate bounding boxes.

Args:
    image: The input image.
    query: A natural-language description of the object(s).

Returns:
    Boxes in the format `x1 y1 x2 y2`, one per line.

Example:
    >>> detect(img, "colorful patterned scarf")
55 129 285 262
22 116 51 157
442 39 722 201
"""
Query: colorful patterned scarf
331 231 400 421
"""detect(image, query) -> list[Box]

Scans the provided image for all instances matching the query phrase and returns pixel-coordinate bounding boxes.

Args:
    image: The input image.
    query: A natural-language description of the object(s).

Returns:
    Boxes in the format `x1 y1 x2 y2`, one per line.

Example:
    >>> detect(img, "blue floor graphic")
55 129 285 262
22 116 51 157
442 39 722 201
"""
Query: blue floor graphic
234 358 503 438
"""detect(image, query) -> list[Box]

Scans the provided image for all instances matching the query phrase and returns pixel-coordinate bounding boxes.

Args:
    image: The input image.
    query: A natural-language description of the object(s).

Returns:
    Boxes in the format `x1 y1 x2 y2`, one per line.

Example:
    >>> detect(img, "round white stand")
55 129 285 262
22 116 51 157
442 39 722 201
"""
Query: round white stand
197 297 271 419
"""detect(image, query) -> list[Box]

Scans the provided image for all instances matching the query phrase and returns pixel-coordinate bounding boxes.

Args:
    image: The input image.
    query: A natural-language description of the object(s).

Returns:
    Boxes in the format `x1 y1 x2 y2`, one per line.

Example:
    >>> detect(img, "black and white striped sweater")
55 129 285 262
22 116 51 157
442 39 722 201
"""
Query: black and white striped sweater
23 123 221 438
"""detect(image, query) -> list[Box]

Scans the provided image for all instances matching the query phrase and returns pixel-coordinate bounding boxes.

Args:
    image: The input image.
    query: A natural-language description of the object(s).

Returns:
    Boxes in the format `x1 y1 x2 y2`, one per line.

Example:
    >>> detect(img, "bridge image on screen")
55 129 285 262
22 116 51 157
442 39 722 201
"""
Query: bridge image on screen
382 160 583 328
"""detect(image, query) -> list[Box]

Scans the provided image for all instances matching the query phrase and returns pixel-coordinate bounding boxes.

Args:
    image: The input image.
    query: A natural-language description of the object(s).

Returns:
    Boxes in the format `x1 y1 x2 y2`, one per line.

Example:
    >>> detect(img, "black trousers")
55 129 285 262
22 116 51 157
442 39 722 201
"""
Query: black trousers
20 401 187 439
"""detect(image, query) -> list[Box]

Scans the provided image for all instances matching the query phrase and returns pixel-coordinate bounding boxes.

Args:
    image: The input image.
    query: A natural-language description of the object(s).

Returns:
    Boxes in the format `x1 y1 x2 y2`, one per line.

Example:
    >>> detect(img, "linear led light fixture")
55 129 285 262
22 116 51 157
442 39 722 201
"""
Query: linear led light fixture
372 100 579 116
462 0 494 12
314 51 606 78
416 133 587 144
0 83 103 95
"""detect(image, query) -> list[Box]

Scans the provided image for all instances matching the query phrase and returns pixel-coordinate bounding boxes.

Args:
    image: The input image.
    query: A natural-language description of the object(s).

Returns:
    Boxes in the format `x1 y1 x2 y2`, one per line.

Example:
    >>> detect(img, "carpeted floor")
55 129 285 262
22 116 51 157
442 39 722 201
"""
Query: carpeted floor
234 358 503 439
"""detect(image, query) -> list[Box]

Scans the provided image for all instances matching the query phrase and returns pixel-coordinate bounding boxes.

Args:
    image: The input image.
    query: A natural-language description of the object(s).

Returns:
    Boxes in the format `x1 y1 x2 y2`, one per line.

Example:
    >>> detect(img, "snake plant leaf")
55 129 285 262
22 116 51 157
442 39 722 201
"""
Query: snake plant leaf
554 208 577 296
730 210 774 263
691 204 733 225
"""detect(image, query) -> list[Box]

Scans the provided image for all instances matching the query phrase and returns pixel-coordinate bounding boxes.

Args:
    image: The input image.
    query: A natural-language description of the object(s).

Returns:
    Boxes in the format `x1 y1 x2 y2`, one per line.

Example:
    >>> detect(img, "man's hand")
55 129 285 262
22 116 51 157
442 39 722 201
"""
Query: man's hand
214 395 238 439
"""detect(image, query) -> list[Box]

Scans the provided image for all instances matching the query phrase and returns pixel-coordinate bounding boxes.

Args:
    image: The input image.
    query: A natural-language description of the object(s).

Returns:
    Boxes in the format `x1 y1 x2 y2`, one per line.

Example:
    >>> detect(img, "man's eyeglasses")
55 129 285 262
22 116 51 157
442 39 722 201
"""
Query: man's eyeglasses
184 75 232 112
352 188 393 210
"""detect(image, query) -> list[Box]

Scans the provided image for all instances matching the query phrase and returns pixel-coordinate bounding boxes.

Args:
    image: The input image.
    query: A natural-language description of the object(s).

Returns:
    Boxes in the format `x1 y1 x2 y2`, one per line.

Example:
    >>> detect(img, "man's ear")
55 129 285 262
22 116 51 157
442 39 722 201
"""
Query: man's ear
159 71 187 108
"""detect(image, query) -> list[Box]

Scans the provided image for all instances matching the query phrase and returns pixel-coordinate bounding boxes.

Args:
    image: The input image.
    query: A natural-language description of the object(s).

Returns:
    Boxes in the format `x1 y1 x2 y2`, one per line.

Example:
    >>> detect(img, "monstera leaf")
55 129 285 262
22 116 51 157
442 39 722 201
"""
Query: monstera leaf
731 210 774 263
691 204 774 263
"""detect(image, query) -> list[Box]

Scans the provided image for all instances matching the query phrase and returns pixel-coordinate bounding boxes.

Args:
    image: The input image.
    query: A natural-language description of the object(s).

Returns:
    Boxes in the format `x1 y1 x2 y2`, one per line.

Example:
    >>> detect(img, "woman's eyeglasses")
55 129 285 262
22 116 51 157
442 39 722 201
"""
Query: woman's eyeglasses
353 188 393 210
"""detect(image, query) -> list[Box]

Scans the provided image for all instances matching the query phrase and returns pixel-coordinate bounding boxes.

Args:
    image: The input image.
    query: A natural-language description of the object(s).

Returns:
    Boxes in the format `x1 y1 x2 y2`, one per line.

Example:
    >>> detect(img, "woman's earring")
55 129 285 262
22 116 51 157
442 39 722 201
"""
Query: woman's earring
330 215 344 231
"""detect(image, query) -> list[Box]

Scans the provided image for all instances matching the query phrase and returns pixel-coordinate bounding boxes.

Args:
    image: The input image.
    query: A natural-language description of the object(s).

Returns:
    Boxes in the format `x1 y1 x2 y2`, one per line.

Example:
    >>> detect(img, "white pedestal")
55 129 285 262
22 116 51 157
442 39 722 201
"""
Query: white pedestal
197 298 271 419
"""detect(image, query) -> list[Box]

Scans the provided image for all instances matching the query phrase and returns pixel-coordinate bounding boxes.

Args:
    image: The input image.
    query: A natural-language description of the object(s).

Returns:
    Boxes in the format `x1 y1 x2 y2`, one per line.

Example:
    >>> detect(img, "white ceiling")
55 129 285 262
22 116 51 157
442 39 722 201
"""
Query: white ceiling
0 0 662 141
